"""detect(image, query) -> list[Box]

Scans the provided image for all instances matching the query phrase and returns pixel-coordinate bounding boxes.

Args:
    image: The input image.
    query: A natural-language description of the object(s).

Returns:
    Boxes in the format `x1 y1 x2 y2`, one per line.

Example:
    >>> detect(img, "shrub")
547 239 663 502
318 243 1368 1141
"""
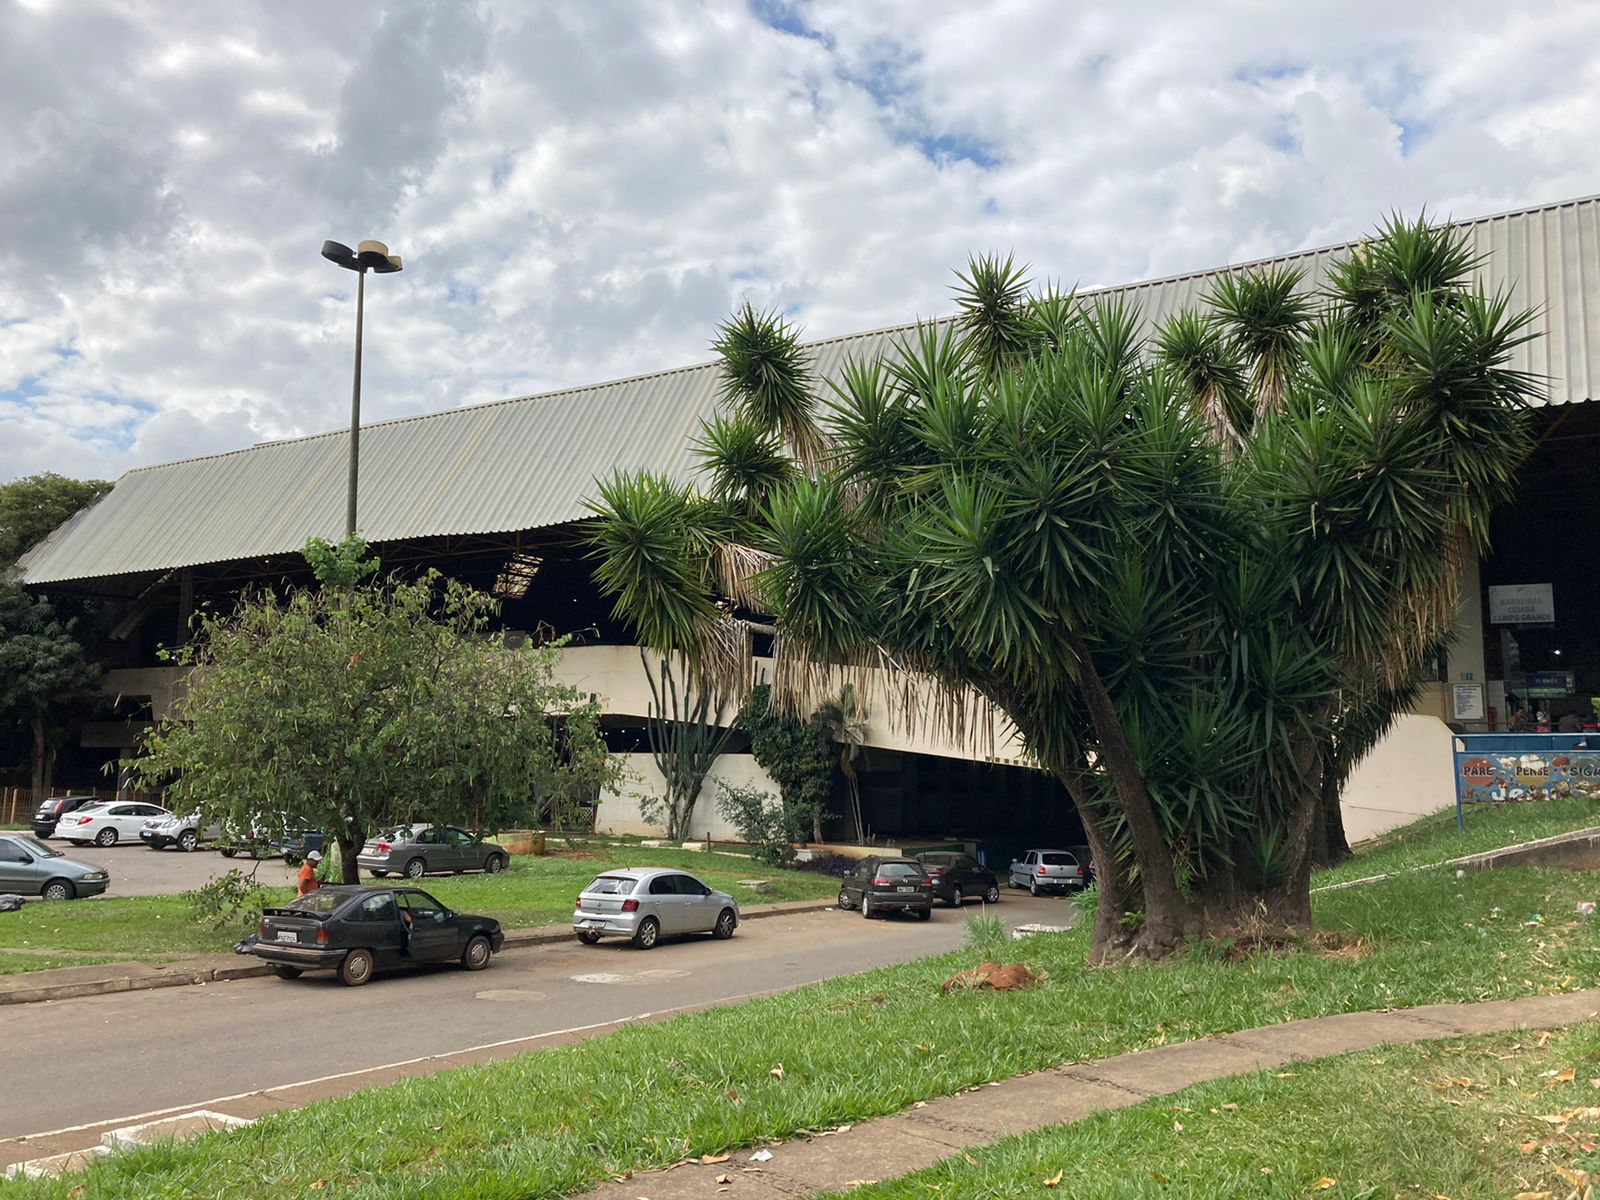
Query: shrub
715 782 802 866
184 868 271 932
961 914 1008 956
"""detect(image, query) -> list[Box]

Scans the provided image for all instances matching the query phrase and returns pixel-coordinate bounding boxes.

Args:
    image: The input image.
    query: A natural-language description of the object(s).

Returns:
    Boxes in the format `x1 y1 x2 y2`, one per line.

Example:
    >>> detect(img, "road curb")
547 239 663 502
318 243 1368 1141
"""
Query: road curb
0 899 837 1007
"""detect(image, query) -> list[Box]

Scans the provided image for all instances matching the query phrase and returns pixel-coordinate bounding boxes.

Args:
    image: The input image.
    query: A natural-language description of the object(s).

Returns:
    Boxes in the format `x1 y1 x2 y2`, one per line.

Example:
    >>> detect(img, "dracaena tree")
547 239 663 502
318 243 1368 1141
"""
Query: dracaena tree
589 215 1538 960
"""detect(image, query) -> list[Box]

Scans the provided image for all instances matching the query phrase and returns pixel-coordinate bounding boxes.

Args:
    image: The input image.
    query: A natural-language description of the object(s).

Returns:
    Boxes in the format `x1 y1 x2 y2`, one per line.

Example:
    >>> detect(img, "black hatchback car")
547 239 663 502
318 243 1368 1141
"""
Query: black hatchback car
835 856 933 920
250 885 505 986
30 795 100 839
915 851 1001 907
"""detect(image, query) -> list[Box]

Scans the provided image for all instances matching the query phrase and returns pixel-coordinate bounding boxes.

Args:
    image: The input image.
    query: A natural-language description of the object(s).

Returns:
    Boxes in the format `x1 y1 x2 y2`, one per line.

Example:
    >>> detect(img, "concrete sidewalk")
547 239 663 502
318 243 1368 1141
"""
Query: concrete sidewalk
573 988 1600 1200
0 898 834 1006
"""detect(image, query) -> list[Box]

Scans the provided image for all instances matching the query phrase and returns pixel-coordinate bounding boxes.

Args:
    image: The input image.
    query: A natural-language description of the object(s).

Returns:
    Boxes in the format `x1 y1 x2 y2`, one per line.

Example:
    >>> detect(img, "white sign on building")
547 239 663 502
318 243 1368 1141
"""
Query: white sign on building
1488 583 1554 625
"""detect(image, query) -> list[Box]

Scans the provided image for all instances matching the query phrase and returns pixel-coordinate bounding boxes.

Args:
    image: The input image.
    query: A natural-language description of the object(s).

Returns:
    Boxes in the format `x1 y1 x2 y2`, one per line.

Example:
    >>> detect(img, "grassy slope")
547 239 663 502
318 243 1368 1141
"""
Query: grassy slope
12 865 1600 1199
818 1022 1600 1199
1313 794 1600 887
0 848 836 966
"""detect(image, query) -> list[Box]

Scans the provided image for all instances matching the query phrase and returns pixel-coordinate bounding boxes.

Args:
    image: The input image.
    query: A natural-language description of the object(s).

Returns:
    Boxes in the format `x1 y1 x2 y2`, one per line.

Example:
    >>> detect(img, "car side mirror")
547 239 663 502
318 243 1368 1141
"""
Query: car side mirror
434 912 447 922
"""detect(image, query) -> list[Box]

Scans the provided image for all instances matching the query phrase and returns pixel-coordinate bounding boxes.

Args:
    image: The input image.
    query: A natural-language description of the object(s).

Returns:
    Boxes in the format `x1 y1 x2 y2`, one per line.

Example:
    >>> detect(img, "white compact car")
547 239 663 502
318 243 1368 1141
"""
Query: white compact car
55 801 171 848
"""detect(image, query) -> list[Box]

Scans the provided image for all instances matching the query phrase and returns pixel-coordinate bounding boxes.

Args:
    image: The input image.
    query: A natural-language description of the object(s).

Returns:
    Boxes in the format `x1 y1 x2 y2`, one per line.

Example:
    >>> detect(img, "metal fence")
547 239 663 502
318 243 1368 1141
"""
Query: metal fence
1 787 122 825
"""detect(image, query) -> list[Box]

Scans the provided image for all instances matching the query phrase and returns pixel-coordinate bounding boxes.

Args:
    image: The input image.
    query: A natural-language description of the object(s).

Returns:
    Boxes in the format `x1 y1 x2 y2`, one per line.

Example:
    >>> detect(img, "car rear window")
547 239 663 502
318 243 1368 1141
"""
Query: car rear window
1041 853 1075 866
878 863 922 878
919 854 956 867
285 891 347 915
585 876 637 895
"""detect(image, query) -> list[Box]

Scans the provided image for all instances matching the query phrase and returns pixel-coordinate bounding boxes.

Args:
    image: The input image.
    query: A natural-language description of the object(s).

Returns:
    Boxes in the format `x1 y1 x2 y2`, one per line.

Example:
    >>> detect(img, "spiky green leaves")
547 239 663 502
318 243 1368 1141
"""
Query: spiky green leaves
693 413 792 508
712 303 825 466
1207 265 1313 420
586 473 723 654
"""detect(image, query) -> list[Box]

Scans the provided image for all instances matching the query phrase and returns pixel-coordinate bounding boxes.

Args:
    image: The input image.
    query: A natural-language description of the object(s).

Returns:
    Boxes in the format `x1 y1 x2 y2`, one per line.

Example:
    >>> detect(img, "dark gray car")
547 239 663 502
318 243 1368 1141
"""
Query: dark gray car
0 834 110 900
356 824 510 879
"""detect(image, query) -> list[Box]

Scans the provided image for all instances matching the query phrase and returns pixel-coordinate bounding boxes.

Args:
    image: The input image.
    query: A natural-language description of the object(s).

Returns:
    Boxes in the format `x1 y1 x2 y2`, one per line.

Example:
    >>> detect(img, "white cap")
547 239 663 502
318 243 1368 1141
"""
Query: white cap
307 849 323 862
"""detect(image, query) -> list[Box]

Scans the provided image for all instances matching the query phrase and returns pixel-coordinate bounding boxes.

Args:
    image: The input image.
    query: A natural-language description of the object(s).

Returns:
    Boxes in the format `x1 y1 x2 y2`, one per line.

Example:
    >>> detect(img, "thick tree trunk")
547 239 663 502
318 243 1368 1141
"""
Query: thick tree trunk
1313 770 1353 867
1062 631 1191 955
337 806 362 884
29 712 48 795
1059 768 1138 963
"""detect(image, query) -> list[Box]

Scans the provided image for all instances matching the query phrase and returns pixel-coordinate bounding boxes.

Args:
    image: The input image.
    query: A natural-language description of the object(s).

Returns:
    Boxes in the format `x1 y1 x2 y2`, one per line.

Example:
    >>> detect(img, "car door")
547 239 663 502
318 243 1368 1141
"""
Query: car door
349 890 408 965
0 837 31 891
646 873 687 934
397 890 460 961
673 874 716 933
844 858 872 905
955 854 984 894
444 827 476 872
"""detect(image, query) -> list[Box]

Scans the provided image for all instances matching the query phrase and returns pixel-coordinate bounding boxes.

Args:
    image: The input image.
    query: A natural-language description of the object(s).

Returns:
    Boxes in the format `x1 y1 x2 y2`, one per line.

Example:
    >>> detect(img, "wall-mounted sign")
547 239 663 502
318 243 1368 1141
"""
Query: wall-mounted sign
1489 583 1554 625
1451 683 1486 721
1526 671 1575 699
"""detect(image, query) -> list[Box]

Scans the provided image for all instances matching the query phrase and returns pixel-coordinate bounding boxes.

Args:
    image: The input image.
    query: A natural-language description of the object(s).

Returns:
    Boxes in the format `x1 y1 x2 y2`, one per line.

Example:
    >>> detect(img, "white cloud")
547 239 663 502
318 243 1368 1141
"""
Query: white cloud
0 0 1596 484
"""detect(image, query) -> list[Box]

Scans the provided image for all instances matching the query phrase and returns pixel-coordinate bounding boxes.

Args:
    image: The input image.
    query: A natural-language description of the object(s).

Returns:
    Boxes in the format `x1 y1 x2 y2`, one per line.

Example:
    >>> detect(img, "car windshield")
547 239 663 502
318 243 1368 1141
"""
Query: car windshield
286 891 348 915
13 835 60 858
1040 853 1074 866
878 863 922 878
585 876 637 895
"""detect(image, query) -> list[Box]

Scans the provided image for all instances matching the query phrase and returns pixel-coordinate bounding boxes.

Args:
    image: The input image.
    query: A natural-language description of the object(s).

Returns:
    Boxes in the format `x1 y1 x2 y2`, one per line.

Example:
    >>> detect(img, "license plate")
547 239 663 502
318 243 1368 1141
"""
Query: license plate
582 920 604 929
896 885 914 893
275 931 297 943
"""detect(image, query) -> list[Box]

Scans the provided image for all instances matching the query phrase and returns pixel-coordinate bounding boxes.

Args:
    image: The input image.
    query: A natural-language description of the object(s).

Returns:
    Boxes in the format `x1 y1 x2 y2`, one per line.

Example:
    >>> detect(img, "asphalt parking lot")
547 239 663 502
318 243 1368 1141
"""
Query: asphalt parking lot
43 837 300 898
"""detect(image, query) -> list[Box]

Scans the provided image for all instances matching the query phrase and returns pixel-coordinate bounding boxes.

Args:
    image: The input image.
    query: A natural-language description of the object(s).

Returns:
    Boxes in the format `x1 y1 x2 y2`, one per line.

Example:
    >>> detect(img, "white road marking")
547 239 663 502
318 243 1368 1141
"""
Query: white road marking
8 988 775 1146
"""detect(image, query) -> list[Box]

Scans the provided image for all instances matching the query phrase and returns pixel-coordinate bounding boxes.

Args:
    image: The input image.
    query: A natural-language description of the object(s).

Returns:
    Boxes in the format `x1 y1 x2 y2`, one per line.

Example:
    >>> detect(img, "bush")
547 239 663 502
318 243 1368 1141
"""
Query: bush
788 851 858 877
961 914 1008 956
715 782 802 866
184 868 271 932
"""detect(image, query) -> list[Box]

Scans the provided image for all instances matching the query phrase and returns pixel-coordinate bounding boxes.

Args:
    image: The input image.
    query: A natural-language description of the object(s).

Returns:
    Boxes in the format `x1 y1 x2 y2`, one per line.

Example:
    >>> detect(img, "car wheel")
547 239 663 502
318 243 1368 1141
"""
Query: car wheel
371 869 389 878
339 948 375 987
576 930 602 945
713 908 737 940
42 878 74 902
915 907 932 922
632 917 660 949
485 854 506 875
836 887 853 910
178 830 198 852
984 884 1001 904
461 934 493 971
94 827 118 847
1008 874 1019 889
404 857 426 879
1030 877 1040 897
220 846 236 858
861 894 874 920
951 885 964 909
269 965 302 980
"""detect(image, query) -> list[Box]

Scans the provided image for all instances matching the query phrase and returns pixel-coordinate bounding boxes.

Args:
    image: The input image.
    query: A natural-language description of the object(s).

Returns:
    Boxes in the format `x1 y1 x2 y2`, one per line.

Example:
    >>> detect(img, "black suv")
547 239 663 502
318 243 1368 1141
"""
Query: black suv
835 857 933 920
915 851 1001 907
31 795 100 839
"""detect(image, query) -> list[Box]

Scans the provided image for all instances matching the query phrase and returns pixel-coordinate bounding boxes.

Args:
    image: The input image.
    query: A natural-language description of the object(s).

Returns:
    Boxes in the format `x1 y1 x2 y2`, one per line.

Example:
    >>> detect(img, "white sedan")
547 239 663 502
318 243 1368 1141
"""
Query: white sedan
55 801 171 848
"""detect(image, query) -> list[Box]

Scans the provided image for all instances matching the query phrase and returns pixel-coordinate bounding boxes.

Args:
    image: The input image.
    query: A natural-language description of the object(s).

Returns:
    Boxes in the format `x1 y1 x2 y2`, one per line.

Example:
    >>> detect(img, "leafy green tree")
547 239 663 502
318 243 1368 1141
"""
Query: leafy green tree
125 538 618 882
0 473 112 566
641 651 736 841
0 581 101 792
737 683 835 844
589 215 1538 960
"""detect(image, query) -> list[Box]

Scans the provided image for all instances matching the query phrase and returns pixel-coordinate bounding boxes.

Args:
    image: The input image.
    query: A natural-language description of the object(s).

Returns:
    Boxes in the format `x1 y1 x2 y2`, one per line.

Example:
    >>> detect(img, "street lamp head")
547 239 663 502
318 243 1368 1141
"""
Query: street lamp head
321 238 403 273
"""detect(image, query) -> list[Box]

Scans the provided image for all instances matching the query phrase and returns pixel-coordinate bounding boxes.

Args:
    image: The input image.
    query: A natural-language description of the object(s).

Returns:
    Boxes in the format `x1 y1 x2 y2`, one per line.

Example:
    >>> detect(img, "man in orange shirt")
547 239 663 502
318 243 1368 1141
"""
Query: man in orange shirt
297 849 323 896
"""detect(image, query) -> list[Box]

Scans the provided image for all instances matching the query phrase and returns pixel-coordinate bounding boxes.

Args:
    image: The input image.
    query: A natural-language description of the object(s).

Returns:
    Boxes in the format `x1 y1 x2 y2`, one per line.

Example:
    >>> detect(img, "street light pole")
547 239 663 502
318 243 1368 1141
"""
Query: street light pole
322 239 402 539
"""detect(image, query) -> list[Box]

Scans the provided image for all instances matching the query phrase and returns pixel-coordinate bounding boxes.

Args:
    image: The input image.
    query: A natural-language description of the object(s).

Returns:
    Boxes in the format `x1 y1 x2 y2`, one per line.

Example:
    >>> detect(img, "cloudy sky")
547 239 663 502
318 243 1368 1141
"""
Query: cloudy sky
2 1 1596 484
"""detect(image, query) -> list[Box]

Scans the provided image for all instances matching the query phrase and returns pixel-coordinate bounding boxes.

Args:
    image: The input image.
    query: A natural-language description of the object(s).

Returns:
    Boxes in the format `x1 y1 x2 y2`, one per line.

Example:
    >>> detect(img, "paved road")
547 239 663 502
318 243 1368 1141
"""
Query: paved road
40 838 300 897
0 893 1073 1144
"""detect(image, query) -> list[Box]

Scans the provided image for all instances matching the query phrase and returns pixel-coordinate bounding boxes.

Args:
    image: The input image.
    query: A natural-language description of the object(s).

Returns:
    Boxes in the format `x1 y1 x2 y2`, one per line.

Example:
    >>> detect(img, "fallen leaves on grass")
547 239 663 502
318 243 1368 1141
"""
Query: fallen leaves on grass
1041 1169 1063 1188
1313 1178 1336 1190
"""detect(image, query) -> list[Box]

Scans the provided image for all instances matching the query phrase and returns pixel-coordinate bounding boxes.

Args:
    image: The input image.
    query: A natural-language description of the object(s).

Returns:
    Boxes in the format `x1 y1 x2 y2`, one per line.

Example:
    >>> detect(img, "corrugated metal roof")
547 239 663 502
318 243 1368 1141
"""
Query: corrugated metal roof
21 193 1600 587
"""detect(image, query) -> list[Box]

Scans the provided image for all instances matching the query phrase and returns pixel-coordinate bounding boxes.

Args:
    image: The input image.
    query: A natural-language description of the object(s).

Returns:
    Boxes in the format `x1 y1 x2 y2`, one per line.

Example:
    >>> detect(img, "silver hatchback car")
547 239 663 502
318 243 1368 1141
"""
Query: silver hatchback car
0 833 110 900
573 868 740 949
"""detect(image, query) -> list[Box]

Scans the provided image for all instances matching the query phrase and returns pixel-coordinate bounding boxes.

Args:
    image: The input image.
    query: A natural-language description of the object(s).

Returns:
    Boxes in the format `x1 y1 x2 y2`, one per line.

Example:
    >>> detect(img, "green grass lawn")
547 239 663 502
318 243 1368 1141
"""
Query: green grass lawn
1314 793 1600 888
12 864 1600 1199
0 847 837 967
817 1021 1600 1199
